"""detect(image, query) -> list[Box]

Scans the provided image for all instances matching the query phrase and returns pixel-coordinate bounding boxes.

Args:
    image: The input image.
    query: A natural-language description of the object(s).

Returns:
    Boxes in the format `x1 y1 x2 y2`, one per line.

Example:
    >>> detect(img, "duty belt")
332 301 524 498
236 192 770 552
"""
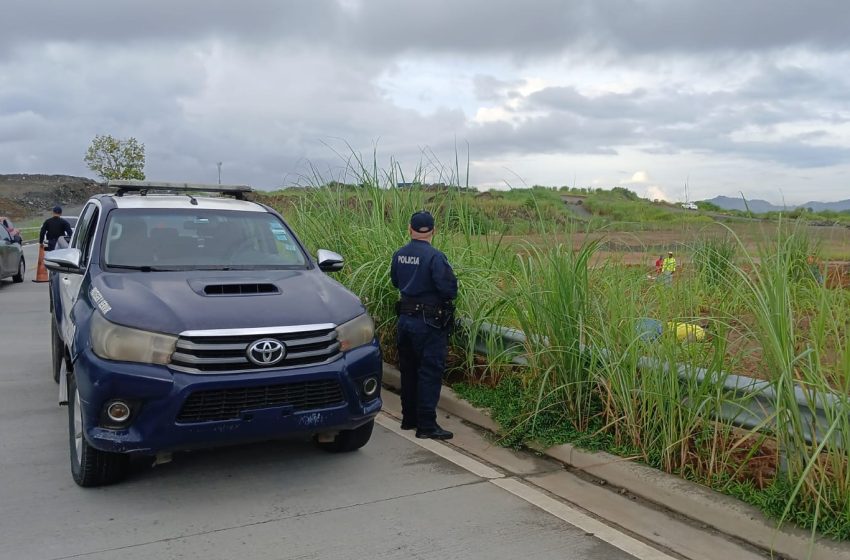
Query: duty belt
395 300 455 330
396 301 435 315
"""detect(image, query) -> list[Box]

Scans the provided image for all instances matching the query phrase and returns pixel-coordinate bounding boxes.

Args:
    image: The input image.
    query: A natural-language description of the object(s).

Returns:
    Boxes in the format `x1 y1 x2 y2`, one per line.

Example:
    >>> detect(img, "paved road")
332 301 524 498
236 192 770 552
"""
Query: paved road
0 246 652 560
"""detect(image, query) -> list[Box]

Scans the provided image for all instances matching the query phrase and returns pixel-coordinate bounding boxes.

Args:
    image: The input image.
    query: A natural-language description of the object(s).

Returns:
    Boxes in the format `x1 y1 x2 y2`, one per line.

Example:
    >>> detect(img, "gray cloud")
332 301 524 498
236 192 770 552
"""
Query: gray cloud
5 1 850 59
463 113 621 156
592 1 850 54
527 87 652 120
341 1 850 57
1 1 850 201
0 1 340 57
477 63 850 169
473 75 527 102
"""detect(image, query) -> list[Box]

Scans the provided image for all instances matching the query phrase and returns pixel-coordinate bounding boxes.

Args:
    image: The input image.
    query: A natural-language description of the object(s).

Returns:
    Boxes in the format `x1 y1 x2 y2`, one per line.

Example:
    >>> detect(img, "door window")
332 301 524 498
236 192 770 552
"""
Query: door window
79 208 99 265
72 204 96 251
72 203 100 266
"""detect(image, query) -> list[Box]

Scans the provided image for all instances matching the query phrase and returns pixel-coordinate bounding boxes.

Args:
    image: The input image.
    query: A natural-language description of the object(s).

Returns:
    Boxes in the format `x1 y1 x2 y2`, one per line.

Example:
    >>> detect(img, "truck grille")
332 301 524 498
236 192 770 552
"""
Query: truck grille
176 379 345 423
170 325 341 374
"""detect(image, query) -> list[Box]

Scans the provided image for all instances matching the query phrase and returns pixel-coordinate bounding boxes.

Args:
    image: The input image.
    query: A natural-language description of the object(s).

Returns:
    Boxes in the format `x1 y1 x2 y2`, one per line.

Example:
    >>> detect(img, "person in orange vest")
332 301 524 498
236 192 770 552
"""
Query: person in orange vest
654 254 664 275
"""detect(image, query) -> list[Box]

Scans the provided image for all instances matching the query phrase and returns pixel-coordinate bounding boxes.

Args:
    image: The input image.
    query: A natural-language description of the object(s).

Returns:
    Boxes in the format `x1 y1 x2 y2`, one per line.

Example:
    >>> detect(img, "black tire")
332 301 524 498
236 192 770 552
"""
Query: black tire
68 375 130 487
12 256 24 283
51 320 63 384
315 419 374 453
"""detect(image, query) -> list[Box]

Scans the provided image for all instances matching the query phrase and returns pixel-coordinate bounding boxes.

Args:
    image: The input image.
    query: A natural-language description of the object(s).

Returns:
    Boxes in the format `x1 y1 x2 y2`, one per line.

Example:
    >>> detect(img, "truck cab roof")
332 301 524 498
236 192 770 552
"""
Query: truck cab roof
92 181 265 213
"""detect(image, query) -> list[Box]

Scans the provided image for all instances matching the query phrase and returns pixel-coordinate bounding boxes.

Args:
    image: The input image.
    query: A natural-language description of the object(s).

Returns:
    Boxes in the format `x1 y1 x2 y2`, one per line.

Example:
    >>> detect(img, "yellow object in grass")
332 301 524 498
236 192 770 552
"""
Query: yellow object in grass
667 322 706 342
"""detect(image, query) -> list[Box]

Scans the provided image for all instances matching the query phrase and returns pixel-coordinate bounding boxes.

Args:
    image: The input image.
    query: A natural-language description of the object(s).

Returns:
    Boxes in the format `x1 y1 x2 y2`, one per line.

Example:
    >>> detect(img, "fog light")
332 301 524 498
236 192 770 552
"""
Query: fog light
362 377 379 397
106 400 132 423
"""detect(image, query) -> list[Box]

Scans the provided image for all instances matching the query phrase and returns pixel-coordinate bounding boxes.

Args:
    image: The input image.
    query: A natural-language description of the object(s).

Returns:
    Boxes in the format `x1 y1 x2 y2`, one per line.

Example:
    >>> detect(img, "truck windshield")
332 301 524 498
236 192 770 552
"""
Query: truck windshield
102 209 308 270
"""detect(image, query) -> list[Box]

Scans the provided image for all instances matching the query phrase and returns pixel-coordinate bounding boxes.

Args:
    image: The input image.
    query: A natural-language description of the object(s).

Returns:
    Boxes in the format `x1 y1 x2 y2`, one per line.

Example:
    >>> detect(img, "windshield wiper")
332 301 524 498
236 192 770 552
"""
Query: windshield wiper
107 264 174 272
192 265 307 271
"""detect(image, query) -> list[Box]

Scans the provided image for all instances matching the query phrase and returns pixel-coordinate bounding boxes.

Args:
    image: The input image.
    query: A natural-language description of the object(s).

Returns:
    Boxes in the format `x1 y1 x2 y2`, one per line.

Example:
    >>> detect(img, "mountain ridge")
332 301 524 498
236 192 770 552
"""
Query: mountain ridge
700 195 850 213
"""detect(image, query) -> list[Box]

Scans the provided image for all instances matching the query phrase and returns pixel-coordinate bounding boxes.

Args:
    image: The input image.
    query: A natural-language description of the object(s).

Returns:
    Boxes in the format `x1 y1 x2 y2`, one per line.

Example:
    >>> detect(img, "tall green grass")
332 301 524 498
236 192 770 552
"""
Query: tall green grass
692 235 738 289
724 221 850 538
268 153 850 541
505 241 597 430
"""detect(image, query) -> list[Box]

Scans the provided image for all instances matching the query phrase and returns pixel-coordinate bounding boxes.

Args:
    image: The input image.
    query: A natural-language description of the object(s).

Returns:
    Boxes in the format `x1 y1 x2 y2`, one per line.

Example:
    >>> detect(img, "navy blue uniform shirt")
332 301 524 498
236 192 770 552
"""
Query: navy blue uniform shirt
391 240 457 304
39 216 73 250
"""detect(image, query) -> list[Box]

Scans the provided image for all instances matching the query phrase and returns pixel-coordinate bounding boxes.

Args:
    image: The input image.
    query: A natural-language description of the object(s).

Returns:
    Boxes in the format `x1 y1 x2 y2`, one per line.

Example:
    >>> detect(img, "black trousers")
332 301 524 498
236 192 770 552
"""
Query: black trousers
396 319 448 430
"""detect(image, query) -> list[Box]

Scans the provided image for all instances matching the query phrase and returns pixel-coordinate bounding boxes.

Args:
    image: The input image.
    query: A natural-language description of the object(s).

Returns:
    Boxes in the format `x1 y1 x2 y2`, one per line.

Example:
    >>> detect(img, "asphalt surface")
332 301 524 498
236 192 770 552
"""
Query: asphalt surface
0 245 642 560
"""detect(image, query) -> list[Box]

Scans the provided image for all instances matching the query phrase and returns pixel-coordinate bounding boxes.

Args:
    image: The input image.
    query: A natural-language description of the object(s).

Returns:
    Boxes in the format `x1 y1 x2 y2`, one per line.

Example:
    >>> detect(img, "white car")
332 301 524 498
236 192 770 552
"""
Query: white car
681 202 699 210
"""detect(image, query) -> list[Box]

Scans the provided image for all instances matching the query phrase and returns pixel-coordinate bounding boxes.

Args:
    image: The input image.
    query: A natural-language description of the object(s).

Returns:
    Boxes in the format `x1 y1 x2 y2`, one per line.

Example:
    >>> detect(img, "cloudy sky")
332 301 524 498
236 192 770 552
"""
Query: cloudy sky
2 0 850 204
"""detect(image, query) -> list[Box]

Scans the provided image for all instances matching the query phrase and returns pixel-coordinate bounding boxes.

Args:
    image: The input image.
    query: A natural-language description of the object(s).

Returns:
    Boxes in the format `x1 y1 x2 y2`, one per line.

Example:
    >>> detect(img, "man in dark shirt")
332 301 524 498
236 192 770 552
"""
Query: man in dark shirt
390 211 458 440
39 206 73 251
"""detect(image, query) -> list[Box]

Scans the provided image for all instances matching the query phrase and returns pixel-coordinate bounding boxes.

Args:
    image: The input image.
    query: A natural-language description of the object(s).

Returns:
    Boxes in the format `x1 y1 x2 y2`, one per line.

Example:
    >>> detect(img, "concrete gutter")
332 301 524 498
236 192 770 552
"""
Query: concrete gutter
382 363 850 560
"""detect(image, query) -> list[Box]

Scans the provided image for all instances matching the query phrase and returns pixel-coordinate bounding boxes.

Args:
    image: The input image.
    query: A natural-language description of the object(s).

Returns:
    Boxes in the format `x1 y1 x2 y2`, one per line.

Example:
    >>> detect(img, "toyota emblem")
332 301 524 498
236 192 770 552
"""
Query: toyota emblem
246 338 286 366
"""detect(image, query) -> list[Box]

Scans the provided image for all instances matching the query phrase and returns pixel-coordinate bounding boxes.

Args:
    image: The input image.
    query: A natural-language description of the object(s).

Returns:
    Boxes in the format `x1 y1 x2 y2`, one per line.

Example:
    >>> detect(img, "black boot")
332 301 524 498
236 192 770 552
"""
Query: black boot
415 425 453 440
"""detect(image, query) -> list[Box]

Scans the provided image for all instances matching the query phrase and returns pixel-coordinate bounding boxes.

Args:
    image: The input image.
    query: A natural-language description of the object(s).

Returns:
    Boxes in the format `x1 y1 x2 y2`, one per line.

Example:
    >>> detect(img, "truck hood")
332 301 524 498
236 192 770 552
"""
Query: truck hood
91 268 366 334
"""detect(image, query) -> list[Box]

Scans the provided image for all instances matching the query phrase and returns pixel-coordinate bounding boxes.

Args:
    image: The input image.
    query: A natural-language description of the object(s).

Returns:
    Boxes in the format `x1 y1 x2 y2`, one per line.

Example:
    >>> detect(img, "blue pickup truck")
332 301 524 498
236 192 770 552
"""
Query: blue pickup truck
45 182 382 486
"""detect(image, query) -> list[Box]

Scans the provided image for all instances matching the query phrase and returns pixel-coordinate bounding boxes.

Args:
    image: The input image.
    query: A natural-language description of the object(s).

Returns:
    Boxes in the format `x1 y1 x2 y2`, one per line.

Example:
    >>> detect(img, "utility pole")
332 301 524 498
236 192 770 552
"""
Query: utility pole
217 162 222 185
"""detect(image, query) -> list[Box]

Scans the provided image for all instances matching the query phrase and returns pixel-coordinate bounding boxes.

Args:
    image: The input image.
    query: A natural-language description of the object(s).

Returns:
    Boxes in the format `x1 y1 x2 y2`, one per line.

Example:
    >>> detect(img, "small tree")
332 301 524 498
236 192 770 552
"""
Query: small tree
84 134 146 180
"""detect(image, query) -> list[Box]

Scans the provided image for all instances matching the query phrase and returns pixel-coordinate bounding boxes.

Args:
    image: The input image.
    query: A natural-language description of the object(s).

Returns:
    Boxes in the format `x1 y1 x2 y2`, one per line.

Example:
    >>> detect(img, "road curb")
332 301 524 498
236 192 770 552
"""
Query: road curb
382 363 850 560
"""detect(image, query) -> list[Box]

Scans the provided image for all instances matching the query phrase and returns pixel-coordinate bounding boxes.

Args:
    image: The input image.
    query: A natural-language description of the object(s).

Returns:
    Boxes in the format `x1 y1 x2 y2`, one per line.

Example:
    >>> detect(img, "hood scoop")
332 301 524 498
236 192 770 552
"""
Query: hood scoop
203 283 280 296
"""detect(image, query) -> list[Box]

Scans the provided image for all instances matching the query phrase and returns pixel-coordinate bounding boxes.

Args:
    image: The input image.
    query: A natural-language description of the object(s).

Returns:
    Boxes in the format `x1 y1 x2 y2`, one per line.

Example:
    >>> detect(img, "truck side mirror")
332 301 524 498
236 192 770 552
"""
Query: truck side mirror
317 249 344 272
44 248 84 274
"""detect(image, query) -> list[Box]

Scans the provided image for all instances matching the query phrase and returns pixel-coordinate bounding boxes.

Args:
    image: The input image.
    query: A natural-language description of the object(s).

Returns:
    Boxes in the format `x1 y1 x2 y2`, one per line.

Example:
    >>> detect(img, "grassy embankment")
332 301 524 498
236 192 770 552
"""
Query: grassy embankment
15 217 46 243
262 164 850 541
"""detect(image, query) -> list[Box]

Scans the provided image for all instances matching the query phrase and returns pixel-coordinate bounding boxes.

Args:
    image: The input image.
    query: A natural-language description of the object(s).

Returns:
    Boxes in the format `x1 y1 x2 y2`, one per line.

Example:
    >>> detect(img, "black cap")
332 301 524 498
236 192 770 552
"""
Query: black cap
410 211 434 233
53 206 62 214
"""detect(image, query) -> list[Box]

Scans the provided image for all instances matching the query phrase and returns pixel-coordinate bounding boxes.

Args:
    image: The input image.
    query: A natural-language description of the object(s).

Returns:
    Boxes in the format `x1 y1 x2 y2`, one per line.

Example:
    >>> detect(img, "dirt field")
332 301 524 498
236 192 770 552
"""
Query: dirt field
497 220 850 263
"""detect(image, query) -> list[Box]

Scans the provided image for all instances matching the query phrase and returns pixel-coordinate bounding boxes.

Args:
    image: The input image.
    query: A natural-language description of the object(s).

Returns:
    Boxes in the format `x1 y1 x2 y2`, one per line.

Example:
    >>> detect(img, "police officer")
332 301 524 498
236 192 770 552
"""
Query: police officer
391 210 458 440
38 206 73 251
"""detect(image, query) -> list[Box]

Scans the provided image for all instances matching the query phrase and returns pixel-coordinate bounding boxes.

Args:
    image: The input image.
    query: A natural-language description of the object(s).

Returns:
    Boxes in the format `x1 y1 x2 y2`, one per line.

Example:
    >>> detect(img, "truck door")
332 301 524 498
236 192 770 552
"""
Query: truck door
0 227 13 276
59 203 100 348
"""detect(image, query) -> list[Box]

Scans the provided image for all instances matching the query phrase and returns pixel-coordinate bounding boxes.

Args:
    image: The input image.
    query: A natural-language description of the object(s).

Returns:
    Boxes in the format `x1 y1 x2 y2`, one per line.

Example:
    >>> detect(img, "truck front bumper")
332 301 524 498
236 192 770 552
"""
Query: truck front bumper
72 342 383 454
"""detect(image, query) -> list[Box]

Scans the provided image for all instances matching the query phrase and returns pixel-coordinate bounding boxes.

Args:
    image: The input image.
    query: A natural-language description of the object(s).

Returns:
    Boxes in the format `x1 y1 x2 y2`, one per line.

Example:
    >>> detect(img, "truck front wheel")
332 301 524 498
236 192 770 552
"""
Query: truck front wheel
68 375 130 487
315 419 374 453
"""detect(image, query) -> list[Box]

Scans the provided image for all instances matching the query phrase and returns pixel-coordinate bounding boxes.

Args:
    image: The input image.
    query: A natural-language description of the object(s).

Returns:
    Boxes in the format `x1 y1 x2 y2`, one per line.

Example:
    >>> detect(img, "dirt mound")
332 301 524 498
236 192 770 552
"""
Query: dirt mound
0 196 29 218
0 174 103 218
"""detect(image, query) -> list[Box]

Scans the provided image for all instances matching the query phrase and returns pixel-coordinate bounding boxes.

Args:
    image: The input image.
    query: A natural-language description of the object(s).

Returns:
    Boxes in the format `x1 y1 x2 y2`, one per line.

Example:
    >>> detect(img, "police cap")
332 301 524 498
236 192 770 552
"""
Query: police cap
410 210 434 233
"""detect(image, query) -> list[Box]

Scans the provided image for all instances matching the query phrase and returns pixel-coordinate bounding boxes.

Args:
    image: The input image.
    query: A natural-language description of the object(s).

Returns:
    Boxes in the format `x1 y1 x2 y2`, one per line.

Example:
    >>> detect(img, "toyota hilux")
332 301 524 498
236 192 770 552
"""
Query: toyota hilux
45 181 382 486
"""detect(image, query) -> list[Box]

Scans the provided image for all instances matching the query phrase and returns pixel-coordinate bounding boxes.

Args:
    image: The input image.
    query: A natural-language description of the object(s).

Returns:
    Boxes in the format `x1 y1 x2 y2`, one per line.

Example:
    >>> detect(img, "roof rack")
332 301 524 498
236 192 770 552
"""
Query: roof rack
108 180 254 200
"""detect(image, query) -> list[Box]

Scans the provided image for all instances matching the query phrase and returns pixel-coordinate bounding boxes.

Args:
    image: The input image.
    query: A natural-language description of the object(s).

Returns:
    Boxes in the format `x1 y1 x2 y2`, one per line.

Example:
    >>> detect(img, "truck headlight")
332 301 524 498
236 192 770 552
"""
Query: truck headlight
336 313 375 352
90 311 177 365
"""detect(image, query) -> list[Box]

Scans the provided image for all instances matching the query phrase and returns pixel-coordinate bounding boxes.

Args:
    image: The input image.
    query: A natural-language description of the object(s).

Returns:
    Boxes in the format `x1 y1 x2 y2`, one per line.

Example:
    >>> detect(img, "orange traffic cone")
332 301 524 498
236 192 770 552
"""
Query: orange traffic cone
32 245 49 283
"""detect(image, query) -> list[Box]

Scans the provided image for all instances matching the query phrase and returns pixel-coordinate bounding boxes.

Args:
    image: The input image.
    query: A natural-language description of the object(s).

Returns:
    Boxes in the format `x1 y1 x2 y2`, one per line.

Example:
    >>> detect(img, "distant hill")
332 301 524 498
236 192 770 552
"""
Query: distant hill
700 196 779 213
800 199 850 212
0 174 101 218
701 195 850 213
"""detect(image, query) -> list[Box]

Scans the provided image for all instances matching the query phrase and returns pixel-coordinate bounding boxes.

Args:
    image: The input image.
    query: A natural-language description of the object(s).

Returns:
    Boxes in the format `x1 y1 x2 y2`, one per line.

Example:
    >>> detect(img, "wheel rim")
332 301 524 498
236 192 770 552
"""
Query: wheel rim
73 387 83 464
